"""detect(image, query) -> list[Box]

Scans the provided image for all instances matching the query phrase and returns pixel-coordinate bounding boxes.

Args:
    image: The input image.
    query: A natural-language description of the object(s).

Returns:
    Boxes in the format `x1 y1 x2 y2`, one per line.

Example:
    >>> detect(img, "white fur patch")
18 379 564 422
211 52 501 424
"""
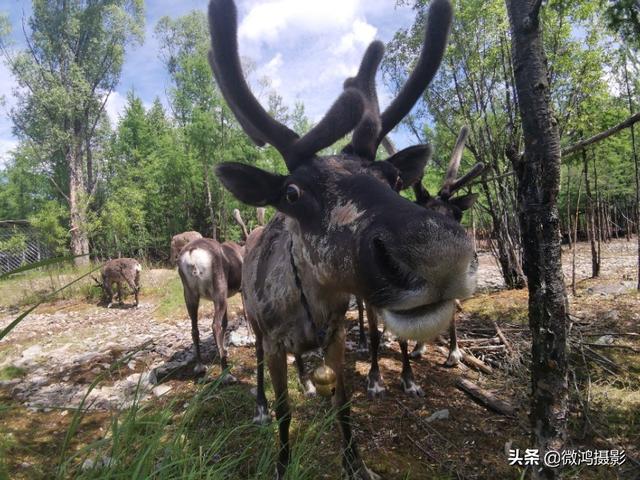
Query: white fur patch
380 300 455 342
328 201 363 228
135 263 142 272
179 248 213 280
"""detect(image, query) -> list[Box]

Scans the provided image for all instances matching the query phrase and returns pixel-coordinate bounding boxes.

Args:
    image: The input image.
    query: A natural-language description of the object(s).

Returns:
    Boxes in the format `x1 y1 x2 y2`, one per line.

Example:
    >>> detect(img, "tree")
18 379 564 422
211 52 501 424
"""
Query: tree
505 1 569 478
0 1 144 265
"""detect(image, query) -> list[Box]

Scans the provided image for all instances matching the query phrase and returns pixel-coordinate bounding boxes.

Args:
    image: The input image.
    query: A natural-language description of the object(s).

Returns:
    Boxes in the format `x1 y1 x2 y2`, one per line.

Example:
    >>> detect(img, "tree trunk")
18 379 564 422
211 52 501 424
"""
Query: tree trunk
68 141 90 266
623 54 640 290
505 2 569 479
583 149 600 277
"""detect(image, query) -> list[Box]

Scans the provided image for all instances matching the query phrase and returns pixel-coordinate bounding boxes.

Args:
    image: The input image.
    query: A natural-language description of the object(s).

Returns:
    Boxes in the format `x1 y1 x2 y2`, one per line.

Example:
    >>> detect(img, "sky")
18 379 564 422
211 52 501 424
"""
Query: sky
0 0 418 168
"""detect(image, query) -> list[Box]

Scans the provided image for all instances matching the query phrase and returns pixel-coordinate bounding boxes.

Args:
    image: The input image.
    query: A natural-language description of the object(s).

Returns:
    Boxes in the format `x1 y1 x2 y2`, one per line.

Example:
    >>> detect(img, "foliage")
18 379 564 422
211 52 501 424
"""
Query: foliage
28 201 69 255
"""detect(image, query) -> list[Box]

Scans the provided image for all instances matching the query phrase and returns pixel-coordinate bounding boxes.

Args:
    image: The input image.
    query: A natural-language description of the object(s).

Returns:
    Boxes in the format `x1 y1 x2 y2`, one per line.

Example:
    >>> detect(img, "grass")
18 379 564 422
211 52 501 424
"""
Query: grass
52 376 336 480
0 365 26 381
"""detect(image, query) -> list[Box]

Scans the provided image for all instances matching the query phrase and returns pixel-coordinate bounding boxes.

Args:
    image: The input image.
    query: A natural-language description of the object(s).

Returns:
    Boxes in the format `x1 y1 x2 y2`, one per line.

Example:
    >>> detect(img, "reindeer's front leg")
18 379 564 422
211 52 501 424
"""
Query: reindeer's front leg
325 324 380 480
266 347 290 479
253 331 271 425
365 305 385 398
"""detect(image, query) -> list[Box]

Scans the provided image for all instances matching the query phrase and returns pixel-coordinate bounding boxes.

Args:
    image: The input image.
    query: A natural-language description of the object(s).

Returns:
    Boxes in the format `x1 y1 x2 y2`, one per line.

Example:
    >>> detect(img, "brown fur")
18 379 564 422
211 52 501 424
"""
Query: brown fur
99 258 142 308
177 238 243 380
170 231 203 265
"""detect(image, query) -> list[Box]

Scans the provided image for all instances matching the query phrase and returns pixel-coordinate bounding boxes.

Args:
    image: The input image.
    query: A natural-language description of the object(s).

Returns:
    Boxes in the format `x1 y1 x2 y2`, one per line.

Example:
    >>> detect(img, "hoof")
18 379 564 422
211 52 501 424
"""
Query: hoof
409 343 427 359
193 363 207 376
107 303 113 309
444 348 463 367
401 378 425 397
366 378 386 399
253 405 271 425
302 379 317 398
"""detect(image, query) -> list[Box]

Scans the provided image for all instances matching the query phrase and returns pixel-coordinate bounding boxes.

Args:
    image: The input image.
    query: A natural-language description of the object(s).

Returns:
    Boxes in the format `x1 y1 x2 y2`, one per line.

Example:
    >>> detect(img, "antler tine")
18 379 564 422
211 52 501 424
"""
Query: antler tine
413 181 432 204
209 0 367 170
256 207 266 226
447 162 485 195
233 208 249 241
342 41 385 160
377 0 453 146
208 0 299 163
439 126 469 198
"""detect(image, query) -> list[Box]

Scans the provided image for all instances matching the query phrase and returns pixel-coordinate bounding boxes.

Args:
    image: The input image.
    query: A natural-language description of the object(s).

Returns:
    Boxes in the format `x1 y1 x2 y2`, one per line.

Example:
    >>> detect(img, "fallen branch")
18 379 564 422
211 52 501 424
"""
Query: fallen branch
466 345 506 352
492 321 513 354
460 349 493 374
583 343 640 353
455 377 515 416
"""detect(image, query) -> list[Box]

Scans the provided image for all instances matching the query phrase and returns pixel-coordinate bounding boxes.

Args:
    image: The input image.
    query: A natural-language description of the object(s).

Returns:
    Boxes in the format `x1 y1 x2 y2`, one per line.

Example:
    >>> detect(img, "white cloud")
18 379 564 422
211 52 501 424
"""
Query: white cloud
336 19 377 55
0 138 18 168
239 0 360 42
104 91 128 126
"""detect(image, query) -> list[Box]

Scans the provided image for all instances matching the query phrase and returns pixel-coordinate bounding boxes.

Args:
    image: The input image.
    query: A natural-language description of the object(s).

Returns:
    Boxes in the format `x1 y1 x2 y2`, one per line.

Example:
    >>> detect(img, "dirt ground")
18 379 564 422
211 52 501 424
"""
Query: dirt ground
0 239 639 479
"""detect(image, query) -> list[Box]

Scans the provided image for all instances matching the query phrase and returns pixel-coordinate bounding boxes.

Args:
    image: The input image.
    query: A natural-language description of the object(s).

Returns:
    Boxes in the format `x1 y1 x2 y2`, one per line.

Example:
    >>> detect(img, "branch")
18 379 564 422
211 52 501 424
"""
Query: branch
562 112 640 157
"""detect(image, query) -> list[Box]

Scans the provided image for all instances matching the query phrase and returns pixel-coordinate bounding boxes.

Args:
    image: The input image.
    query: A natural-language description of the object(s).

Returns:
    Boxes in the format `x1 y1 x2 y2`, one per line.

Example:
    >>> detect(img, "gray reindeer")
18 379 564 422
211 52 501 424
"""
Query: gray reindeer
208 0 476 478
365 127 484 398
95 258 142 308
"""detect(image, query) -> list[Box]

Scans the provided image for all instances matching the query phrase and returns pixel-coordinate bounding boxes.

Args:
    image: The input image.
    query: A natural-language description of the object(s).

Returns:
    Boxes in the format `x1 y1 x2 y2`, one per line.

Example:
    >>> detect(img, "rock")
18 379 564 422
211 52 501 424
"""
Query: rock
152 385 172 397
603 310 619 322
228 325 255 347
425 409 449 423
595 335 614 345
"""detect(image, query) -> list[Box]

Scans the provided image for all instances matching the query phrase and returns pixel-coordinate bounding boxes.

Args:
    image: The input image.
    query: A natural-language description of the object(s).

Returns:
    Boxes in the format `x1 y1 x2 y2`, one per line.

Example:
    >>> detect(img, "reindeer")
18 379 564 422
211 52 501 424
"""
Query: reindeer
177 236 243 381
170 231 203 265
95 258 142 308
207 0 475 478
364 127 484 398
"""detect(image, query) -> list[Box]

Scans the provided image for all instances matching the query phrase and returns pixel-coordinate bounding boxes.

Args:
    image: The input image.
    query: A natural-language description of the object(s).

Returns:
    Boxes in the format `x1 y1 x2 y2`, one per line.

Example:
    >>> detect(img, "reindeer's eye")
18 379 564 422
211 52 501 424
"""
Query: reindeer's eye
285 184 302 204
394 176 404 191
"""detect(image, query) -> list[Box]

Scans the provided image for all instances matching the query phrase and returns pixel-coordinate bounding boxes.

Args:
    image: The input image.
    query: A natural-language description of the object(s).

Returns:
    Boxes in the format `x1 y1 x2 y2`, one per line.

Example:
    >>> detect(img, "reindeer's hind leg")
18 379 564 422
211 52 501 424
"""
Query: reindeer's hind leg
365 305 385 398
212 291 235 384
116 282 124 305
399 340 424 397
444 312 463 367
409 341 427 359
124 274 139 307
356 297 368 353
180 272 205 376
267 347 290 479
294 354 316 397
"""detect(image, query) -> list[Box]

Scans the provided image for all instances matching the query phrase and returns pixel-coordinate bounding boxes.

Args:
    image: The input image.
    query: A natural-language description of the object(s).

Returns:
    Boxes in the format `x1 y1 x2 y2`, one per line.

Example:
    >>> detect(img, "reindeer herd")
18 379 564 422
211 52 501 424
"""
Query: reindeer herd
92 0 485 478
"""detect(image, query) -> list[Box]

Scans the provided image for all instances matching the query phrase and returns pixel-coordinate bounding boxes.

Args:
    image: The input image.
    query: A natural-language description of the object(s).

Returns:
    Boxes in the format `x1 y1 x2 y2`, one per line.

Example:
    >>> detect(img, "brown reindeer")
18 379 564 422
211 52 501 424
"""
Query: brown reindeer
96 258 142 308
170 231 203 265
177 237 243 380
364 127 484 398
207 0 475 478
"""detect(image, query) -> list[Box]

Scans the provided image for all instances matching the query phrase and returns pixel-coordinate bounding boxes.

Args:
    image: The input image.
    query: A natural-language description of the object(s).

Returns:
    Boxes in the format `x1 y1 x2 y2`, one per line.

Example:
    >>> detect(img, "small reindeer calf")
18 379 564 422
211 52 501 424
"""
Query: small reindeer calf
96 258 142 308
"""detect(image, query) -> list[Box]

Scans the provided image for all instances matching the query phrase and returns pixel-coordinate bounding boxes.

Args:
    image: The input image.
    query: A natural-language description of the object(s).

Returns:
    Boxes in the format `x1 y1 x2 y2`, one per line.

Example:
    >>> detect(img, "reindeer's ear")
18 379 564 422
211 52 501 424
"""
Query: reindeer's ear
450 193 478 212
216 162 287 206
385 144 432 187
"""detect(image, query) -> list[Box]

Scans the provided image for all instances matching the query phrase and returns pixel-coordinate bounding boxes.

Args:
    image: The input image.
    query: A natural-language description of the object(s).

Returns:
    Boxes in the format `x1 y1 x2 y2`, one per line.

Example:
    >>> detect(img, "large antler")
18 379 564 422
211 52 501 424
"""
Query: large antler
413 126 484 203
342 0 453 160
233 208 249 241
378 0 453 145
208 0 365 171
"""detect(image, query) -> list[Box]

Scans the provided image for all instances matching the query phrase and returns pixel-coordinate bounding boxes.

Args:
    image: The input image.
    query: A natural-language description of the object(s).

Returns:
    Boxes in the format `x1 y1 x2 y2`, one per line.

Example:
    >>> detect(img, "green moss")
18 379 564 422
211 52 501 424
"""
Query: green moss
0 366 26 381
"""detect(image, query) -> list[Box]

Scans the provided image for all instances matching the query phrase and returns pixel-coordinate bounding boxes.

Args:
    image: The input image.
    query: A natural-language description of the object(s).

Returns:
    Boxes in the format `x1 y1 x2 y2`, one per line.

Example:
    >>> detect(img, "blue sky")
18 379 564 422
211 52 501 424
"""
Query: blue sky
0 0 418 167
